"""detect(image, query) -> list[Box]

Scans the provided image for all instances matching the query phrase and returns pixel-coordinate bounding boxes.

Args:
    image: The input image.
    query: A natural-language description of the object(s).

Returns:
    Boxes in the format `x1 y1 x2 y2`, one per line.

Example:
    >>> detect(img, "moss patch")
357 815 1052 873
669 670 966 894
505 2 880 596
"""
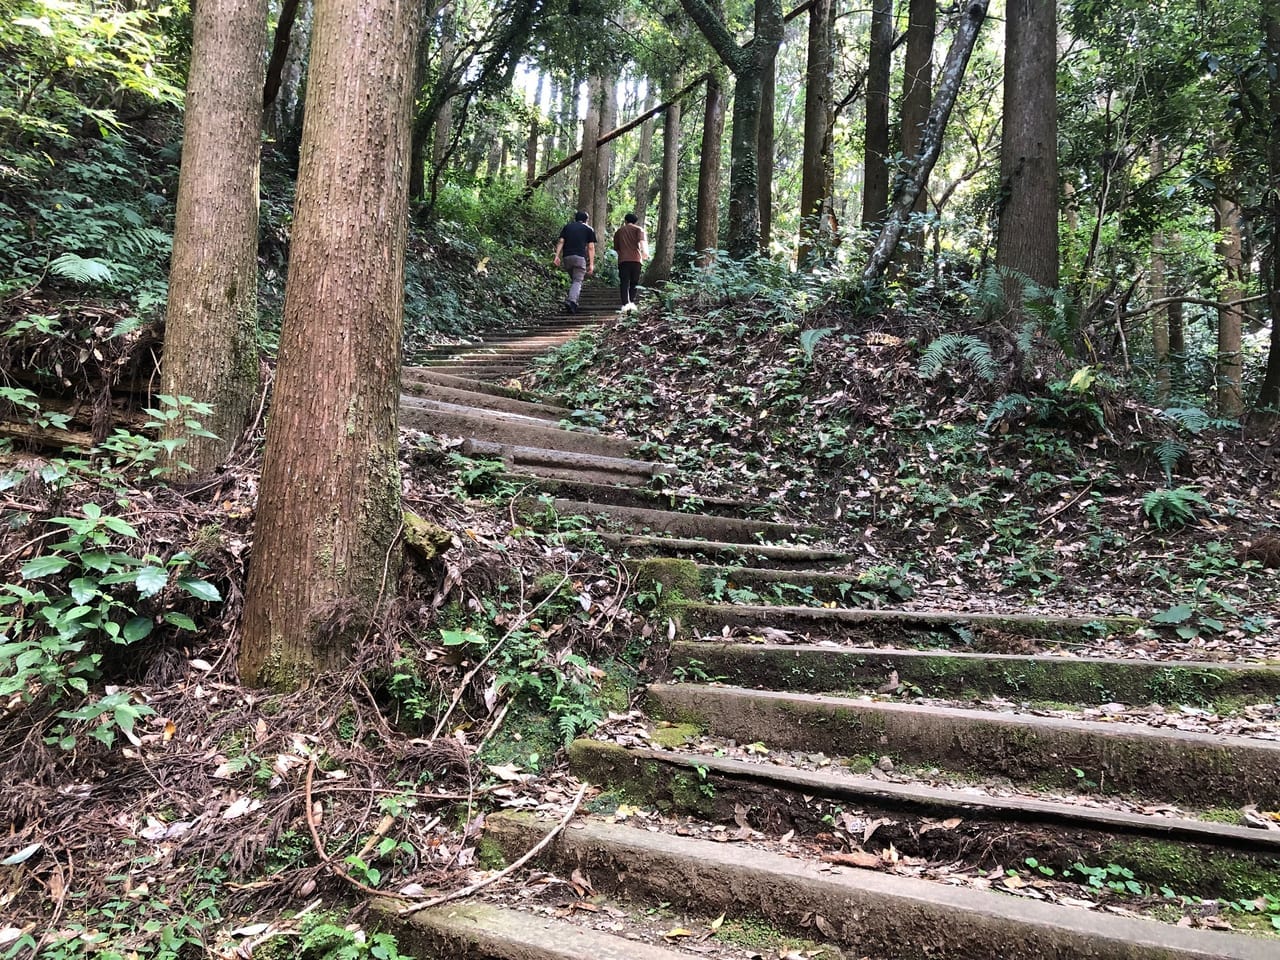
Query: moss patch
649 721 700 749
1103 839 1280 901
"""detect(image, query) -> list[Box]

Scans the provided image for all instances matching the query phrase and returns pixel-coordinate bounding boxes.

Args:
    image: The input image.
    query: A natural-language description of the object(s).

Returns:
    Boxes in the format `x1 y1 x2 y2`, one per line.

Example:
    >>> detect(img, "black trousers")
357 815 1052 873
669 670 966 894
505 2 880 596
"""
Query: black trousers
619 261 642 305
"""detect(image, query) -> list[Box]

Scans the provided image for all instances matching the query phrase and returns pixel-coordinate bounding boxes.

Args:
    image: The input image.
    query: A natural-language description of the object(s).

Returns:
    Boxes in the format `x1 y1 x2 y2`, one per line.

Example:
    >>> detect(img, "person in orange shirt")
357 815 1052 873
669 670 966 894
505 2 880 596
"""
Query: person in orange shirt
612 212 648 310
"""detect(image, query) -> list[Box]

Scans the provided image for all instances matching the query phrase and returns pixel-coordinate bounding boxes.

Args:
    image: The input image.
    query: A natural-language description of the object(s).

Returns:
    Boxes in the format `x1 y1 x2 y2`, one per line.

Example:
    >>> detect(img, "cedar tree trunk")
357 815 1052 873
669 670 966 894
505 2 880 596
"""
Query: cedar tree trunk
645 91 681 283
861 0 893 227
798 0 834 266
695 71 727 263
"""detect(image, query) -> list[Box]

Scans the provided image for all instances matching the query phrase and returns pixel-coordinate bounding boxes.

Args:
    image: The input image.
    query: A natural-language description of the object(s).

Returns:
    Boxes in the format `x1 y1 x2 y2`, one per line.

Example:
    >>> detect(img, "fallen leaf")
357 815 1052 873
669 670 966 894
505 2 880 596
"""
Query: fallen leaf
822 850 881 869
709 913 725 931
662 928 694 939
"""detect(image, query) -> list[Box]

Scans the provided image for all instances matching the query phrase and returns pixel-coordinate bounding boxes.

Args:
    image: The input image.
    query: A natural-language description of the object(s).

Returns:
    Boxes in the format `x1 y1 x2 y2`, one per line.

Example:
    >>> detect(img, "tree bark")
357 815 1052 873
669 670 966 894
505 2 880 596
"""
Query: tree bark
542 75 559 164
161 0 269 477
896 0 934 270
1149 142 1171 404
861 0 893 227
262 0 301 113
1255 0 1280 412
634 89 656 224
862 0 990 282
645 83 682 284
758 52 777 252
240 0 419 689
1215 191 1246 418
594 72 617 232
524 71 542 186
577 74 602 216
680 0 784 258
995 0 1059 294
798 0 833 266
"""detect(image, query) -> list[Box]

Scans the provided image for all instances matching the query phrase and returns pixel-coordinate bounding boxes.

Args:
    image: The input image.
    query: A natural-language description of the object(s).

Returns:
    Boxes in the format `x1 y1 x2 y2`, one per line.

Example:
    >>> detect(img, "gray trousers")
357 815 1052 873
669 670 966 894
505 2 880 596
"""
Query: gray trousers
563 255 586 303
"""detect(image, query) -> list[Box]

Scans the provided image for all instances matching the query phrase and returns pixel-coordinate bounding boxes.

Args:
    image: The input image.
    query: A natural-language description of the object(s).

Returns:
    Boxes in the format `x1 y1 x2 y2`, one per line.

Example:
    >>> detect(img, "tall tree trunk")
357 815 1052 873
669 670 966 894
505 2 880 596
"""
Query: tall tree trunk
645 91 681 284
995 0 1059 296
757 52 776 252
695 71 727 263
861 0 893 227
542 75 559 163
680 0 784 259
262 0 301 115
896 0 934 270
798 0 834 266
485 135 503 180
1149 143 1171 404
525 71 543 185
634 89 656 223
432 8 456 170
862 0 990 282
240 0 419 689
594 72 617 233
578 74 602 215
1255 0 1280 412
1215 191 1246 419
162 0 269 477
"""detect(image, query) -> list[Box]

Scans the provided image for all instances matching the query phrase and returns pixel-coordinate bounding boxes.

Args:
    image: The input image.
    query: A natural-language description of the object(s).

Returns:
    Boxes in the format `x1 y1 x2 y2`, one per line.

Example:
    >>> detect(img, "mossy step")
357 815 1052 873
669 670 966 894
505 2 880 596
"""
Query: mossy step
504 474 760 517
399 399 643 460
401 367 541 401
680 602 1139 644
400 396 592 432
567 739 1280 901
386 900 700 960
402 380 570 421
645 682 1280 806
595 533 850 567
485 811 1273 960
542 498 808 544
671 642 1280 707
693 565 896 604
461 439 669 481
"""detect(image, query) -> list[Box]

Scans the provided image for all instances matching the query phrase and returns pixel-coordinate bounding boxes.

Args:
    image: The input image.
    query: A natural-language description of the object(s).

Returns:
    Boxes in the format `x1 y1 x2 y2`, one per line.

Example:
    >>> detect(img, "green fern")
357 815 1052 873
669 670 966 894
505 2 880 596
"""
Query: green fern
1159 406 1210 435
918 333 999 383
49 252 116 285
982 393 1032 432
1142 487 1208 530
107 226 171 260
1151 438 1188 484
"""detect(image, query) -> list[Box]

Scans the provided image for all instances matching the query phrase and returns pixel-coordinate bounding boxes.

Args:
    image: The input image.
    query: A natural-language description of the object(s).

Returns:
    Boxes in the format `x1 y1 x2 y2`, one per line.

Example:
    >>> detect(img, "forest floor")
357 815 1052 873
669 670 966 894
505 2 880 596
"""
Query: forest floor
2 266 1279 958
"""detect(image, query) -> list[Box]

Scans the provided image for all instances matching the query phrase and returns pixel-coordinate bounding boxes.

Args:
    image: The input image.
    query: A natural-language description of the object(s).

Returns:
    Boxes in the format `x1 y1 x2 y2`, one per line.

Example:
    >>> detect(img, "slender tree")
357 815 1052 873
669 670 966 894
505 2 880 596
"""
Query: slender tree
525 71 543 185
798 0 834 266
758 52 777 251
240 0 420 688
695 70 727 263
578 74 602 215
680 0 784 257
861 0 893 227
634 89 657 224
161 0 269 477
645 83 682 283
593 72 617 233
1215 189 1246 418
995 0 1060 293
896 0 935 269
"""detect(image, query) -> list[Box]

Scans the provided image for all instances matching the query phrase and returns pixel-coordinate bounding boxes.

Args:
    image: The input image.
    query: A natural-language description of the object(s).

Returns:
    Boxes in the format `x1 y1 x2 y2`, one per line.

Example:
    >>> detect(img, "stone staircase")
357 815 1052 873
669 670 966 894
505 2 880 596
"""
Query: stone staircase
388 286 1280 960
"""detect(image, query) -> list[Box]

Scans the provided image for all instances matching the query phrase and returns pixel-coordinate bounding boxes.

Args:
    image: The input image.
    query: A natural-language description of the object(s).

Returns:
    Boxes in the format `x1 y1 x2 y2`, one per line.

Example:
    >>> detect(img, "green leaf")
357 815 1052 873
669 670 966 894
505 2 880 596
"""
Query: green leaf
123 617 153 643
164 612 197 631
22 555 71 578
440 628 486 647
135 566 168 597
1150 604 1193 625
177 578 221 602
80 551 113 573
69 578 99 604
101 516 139 538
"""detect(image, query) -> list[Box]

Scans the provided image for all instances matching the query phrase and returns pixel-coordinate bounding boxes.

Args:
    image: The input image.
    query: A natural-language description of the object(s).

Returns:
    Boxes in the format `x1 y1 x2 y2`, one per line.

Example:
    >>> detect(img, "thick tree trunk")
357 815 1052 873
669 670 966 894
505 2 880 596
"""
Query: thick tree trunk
995 0 1059 293
240 0 418 689
1255 0 1280 412
862 0 990 282
695 73 727 264
634 89 656 224
645 91 681 284
757 53 776 252
162 0 268 476
861 0 893 227
594 73 617 233
896 0 934 270
1215 192 1246 418
578 74 602 216
798 0 833 267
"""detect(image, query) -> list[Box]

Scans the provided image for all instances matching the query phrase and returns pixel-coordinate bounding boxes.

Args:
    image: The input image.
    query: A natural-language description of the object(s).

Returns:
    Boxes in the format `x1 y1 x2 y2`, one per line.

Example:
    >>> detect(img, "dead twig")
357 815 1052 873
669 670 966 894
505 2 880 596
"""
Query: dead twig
396 781 589 915
304 758 404 900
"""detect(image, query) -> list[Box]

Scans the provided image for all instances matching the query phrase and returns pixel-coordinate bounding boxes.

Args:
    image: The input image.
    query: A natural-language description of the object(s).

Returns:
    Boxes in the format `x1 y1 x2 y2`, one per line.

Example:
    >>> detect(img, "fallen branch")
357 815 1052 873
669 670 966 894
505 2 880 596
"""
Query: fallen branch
397 782 589 915
1122 292 1267 321
304 759 404 900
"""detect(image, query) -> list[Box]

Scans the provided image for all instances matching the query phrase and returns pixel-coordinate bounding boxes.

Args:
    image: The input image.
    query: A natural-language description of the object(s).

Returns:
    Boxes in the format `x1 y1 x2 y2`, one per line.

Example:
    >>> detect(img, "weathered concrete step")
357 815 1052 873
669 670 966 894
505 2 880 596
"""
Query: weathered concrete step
388 900 700 960
461 439 669 485
400 398 642 460
420 364 531 379
569 739 1280 860
400 396 585 434
646 682 1280 806
486 811 1272 960
501 474 760 517
595 533 850 567
402 381 570 421
680 602 1141 644
694 564 888 603
671 642 1280 706
541 498 807 544
402 367 540 400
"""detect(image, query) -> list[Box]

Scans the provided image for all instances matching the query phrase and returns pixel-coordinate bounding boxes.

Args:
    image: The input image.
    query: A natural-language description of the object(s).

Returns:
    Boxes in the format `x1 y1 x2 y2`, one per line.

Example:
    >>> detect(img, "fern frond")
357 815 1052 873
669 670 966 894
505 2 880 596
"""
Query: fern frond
1151 438 1187 483
1159 406 1209 435
982 393 1031 432
49 252 115 285
919 333 998 383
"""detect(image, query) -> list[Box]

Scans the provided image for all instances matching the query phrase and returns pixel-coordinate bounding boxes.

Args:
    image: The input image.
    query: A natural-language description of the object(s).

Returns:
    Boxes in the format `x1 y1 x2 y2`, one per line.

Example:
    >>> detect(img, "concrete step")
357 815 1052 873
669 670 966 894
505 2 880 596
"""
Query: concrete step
389 900 701 960
402 380 570 421
400 398 643 460
461 439 670 486
568 739 1280 903
541 498 808 544
645 682 1280 806
693 564 891 604
500 474 761 517
402 367 541 400
418 364 532 379
679 602 1141 645
594 533 850 567
400 396 583 434
669 642 1280 706
485 811 1271 960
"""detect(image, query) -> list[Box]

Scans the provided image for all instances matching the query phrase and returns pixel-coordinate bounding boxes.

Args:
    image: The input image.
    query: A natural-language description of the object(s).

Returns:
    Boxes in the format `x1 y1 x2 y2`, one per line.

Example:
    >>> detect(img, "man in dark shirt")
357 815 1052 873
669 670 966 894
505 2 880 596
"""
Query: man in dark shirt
552 211 596 314
612 212 648 309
